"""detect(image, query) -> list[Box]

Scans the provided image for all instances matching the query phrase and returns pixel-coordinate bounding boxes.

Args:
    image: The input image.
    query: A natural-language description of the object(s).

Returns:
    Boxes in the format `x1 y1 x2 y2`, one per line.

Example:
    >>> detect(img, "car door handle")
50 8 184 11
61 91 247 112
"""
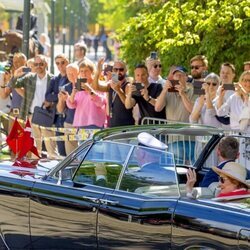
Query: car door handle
99 199 119 206
82 196 99 203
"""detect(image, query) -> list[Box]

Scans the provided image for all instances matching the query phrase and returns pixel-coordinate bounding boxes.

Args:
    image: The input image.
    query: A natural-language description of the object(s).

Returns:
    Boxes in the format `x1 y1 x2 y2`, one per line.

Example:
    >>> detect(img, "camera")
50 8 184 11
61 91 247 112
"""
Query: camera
132 82 144 97
168 80 179 93
150 51 158 59
76 78 87 91
22 67 31 73
223 84 235 91
104 65 113 76
193 80 205 95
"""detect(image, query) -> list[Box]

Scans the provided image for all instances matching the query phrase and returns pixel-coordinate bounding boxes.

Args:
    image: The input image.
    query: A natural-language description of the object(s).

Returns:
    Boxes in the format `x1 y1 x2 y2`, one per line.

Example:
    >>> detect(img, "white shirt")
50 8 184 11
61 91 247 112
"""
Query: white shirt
148 76 165 86
30 74 48 113
190 97 222 127
217 93 250 132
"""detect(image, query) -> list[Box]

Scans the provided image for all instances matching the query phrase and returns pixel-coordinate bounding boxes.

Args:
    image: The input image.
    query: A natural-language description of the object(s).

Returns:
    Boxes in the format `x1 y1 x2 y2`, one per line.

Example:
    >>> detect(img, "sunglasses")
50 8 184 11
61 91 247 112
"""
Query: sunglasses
191 65 203 70
219 176 228 184
34 62 44 67
114 68 124 72
242 78 250 83
56 61 65 66
206 82 217 86
153 64 162 69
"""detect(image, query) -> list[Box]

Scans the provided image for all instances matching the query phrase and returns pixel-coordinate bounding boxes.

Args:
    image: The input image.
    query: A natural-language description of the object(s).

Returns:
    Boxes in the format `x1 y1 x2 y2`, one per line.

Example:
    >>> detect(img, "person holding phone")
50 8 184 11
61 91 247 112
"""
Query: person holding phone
93 58 135 127
217 70 250 132
66 60 106 129
190 73 221 127
125 64 165 124
1 53 27 138
145 52 165 85
13 54 58 159
155 66 195 164
155 66 195 122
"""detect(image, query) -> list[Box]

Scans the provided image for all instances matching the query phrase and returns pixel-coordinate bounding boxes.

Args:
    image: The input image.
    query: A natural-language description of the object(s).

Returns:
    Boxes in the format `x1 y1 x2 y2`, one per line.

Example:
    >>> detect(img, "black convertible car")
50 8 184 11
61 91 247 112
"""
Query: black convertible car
0 124 249 250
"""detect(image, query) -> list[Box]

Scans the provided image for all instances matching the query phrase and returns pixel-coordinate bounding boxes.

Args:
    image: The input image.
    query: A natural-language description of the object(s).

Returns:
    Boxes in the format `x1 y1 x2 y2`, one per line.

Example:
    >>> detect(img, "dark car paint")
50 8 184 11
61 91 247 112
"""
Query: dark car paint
0 124 249 249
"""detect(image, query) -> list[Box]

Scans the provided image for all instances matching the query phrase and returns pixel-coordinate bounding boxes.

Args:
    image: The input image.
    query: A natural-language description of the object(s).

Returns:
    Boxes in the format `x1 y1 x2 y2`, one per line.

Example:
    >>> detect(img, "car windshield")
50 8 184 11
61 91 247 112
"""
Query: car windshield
73 141 178 197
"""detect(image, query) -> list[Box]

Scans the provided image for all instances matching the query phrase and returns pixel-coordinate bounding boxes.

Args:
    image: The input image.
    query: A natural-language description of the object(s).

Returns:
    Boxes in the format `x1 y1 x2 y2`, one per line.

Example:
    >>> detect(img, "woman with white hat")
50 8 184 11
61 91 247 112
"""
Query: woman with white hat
186 162 250 200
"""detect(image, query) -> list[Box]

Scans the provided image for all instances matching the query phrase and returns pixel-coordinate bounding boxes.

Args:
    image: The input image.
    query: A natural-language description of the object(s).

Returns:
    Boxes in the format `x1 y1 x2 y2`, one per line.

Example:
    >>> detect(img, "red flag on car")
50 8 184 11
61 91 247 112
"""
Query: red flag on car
18 119 40 159
6 118 24 154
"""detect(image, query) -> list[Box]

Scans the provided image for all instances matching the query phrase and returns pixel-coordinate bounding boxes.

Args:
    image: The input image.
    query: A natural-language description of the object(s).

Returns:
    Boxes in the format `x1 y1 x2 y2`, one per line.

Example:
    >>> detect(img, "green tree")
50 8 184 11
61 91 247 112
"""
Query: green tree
117 0 250 77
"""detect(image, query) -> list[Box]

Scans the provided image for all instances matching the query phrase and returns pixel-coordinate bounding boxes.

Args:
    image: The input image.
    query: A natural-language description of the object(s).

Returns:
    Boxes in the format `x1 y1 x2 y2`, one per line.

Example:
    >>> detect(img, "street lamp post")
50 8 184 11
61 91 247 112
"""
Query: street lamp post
62 0 67 53
50 0 55 74
22 0 31 58
68 10 74 61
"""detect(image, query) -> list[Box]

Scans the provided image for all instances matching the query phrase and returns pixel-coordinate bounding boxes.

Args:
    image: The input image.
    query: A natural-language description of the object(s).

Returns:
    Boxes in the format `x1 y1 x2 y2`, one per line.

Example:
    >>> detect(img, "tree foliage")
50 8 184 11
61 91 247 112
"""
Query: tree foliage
116 0 250 76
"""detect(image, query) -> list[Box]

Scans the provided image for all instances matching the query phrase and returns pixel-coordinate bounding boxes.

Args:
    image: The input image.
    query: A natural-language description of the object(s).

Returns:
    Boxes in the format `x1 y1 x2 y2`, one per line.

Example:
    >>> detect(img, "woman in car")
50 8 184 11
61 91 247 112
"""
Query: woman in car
186 162 250 200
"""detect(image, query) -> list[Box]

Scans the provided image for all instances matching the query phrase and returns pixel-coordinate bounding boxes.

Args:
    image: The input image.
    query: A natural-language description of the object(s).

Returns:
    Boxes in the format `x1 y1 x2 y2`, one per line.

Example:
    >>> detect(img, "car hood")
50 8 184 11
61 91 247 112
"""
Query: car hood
0 160 60 179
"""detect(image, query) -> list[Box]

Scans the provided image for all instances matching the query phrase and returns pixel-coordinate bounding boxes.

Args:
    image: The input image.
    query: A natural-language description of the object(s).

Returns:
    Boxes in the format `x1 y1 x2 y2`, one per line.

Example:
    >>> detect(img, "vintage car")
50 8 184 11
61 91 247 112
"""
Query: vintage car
0 123 249 250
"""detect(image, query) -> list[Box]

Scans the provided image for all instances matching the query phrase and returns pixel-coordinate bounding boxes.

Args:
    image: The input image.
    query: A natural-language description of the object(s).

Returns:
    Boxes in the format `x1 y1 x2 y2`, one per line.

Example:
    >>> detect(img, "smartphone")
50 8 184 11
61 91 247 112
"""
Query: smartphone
58 86 66 92
150 51 157 59
111 73 119 83
193 80 205 95
132 82 144 97
76 78 87 91
168 80 179 92
22 67 31 73
104 65 113 76
223 84 235 91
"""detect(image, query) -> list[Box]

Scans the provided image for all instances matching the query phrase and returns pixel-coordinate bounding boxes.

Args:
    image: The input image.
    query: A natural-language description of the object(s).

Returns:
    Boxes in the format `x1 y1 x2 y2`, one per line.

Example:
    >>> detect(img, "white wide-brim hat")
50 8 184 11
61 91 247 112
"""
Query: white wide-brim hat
212 162 250 188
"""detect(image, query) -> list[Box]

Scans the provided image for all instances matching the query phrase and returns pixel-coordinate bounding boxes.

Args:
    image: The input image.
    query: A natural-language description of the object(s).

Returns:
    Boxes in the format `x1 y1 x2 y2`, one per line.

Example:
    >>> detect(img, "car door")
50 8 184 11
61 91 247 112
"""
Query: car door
29 141 133 249
0 173 34 249
97 147 179 249
172 197 250 249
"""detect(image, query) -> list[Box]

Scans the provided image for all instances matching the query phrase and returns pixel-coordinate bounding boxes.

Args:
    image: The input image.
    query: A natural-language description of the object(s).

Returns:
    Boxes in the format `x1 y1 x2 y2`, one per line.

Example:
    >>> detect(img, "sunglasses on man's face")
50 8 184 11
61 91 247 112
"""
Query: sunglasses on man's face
113 68 124 72
153 64 162 69
34 62 45 67
191 65 203 70
56 61 65 66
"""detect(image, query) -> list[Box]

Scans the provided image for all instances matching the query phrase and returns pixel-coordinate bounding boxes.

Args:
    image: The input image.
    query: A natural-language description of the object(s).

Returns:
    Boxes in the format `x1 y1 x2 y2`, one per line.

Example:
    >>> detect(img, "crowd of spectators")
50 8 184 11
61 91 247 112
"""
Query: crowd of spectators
0 43 249 159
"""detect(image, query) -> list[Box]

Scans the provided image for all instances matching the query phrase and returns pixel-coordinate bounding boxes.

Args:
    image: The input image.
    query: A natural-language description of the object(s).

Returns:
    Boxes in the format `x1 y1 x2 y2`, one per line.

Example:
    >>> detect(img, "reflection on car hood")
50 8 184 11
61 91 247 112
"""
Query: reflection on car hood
0 160 59 179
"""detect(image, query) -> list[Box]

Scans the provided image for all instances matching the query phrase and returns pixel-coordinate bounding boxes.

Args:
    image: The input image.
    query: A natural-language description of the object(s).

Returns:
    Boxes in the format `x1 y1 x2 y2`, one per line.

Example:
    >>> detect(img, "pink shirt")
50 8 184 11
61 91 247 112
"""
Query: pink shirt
66 90 106 127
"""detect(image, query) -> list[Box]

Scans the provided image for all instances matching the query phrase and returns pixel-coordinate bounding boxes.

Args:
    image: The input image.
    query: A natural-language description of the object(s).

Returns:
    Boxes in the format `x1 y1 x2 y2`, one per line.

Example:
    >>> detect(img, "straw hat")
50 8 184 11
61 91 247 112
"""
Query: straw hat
212 162 250 188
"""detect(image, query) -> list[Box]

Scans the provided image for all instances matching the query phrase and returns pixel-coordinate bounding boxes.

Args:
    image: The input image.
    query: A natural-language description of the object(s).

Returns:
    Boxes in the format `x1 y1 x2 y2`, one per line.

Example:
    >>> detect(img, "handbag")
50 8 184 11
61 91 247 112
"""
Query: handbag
31 105 56 127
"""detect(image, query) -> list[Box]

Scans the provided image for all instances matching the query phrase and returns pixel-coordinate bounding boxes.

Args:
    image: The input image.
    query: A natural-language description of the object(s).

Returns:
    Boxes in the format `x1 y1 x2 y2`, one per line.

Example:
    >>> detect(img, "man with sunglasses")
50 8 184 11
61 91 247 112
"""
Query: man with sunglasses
13 54 58 159
190 55 209 81
45 54 69 156
93 58 135 127
125 64 166 124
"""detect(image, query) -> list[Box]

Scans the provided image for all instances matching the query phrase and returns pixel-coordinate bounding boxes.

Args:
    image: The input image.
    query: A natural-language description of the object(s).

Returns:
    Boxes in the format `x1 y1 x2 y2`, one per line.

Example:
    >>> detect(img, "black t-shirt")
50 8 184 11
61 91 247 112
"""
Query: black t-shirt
108 81 135 127
133 83 166 124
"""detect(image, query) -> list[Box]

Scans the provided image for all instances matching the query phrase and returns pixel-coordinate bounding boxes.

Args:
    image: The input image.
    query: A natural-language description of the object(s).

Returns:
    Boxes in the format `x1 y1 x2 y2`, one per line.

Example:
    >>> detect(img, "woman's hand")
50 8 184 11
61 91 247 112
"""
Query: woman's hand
186 168 197 193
